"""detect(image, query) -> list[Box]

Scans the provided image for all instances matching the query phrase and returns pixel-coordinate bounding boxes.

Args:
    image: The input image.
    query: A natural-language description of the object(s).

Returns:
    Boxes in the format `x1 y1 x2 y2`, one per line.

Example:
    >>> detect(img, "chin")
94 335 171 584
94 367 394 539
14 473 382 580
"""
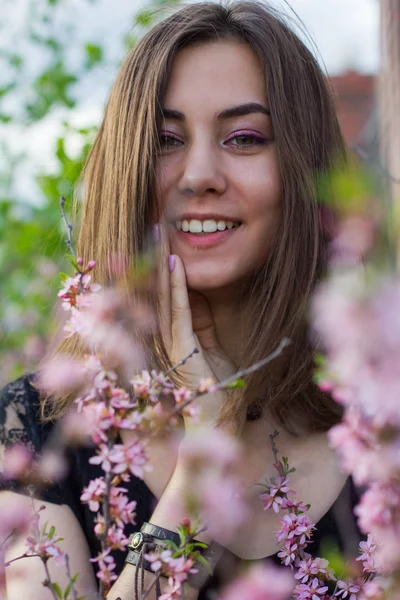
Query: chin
184 262 242 293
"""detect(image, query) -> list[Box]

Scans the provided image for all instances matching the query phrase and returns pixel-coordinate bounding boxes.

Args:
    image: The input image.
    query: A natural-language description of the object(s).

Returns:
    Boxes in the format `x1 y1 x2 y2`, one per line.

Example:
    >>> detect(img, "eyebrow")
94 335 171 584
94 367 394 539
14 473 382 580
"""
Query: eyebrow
160 102 271 122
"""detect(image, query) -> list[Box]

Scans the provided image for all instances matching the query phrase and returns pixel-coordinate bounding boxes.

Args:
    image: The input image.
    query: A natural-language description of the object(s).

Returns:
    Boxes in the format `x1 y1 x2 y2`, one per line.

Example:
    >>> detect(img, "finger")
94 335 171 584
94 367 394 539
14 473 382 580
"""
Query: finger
155 223 172 349
188 291 220 351
169 254 198 357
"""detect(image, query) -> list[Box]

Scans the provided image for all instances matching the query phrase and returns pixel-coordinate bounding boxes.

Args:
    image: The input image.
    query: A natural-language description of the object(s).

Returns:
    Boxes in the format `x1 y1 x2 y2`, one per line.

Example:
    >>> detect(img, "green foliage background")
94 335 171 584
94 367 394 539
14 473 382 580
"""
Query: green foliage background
0 0 180 387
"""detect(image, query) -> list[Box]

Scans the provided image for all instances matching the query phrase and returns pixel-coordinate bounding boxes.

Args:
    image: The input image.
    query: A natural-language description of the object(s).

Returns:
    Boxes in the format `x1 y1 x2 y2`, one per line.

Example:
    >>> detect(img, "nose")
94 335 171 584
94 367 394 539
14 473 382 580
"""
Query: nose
178 139 227 197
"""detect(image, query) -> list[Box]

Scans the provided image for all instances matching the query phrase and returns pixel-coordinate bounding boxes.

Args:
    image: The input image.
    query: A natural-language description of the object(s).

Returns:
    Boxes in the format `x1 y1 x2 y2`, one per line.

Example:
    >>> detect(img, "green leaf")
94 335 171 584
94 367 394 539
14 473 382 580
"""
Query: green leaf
196 554 213 574
51 582 63 599
226 378 246 389
59 272 71 282
84 44 103 69
48 525 56 539
135 9 154 27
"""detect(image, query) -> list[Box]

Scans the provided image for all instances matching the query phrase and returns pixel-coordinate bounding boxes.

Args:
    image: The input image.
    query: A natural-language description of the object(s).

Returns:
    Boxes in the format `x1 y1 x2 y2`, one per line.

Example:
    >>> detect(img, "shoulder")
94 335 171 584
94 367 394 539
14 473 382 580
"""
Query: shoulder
0 372 52 454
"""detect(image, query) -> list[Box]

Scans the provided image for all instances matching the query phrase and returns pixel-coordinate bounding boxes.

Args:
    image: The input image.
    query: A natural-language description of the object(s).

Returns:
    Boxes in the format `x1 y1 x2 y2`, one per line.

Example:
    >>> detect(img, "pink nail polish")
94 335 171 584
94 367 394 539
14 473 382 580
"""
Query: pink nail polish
153 224 160 243
169 255 175 272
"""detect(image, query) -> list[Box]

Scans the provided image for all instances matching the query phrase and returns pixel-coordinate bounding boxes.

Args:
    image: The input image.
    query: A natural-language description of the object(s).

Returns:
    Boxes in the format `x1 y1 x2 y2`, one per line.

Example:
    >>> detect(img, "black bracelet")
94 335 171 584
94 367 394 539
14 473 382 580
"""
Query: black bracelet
140 522 182 546
125 546 167 576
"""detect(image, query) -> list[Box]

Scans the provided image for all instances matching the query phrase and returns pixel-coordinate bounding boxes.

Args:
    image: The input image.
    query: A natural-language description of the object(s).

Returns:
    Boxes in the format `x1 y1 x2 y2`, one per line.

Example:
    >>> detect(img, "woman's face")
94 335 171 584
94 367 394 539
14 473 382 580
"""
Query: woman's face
156 40 281 292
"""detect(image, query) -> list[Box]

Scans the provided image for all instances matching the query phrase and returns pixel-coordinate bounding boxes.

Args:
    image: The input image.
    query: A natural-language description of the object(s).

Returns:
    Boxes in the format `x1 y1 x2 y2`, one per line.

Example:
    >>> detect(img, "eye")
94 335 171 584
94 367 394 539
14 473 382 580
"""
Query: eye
225 131 268 149
159 133 183 149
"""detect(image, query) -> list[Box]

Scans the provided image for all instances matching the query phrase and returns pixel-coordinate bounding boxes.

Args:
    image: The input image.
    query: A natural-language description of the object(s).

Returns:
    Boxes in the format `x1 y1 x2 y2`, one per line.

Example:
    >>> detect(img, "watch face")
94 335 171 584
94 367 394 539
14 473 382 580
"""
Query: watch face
129 532 144 550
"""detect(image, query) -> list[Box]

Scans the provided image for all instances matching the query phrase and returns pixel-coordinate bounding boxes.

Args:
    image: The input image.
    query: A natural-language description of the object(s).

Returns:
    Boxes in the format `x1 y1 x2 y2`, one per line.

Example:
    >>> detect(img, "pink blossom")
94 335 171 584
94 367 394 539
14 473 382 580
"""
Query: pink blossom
159 580 183 600
173 387 194 406
0 496 32 540
186 470 247 544
277 540 298 567
179 428 241 470
357 534 377 573
109 489 136 526
276 513 314 546
105 524 129 551
130 370 158 403
81 477 106 512
294 557 335 584
218 562 294 600
294 577 329 600
37 356 86 396
2 444 33 480
109 440 149 479
354 484 397 532
38 450 69 482
25 531 65 566
89 443 113 472
335 578 363 600
259 477 295 513
91 550 118 586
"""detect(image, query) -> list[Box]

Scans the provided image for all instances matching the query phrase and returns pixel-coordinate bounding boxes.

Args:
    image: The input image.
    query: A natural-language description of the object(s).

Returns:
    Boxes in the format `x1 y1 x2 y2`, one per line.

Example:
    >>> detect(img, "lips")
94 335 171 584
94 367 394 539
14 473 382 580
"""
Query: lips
174 222 242 249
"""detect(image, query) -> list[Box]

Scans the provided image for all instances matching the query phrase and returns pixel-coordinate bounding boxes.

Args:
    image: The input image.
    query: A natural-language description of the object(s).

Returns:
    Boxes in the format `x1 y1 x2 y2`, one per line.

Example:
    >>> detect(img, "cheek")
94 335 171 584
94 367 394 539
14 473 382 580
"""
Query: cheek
238 156 282 221
154 158 179 215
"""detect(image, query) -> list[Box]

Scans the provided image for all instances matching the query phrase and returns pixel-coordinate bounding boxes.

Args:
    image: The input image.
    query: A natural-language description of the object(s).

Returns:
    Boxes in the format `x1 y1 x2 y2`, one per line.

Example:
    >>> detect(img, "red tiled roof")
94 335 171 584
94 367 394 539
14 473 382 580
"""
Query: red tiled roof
329 71 376 145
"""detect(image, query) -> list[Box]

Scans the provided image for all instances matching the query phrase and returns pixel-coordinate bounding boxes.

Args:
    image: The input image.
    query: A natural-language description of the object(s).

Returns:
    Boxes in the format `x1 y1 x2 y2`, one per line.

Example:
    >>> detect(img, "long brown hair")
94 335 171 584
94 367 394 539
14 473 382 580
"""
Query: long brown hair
40 0 345 432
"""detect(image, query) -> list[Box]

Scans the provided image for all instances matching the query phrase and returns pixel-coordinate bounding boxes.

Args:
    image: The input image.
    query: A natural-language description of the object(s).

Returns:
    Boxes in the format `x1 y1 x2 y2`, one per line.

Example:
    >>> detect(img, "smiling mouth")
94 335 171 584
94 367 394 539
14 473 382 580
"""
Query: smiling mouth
175 218 242 234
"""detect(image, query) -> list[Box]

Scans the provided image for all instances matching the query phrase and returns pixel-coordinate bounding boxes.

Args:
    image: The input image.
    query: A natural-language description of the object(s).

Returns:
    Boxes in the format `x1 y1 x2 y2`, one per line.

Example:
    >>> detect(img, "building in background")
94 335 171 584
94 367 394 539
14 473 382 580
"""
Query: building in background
329 70 377 153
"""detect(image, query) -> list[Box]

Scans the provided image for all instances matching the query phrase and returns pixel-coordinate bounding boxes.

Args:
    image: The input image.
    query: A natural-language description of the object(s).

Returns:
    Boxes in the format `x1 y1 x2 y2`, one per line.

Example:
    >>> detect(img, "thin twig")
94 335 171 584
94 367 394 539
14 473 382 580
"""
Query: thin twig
65 553 78 600
42 558 60 600
4 553 37 567
0 529 17 550
269 430 281 470
98 457 113 599
171 337 291 416
164 348 200 376
213 337 291 391
60 196 77 258
141 570 162 599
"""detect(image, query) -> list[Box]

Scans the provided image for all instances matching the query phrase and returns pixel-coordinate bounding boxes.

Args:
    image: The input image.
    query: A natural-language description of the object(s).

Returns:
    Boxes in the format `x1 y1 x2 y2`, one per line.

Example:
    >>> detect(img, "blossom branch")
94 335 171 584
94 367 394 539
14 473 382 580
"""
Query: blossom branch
60 196 77 259
41 559 61 600
170 337 291 417
64 554 78 600
164 347 200 376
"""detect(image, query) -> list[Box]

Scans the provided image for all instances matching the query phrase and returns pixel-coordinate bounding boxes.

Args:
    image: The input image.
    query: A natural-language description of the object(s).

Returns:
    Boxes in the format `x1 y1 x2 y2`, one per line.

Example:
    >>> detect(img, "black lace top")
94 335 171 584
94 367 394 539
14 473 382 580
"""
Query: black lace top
0 374 363 598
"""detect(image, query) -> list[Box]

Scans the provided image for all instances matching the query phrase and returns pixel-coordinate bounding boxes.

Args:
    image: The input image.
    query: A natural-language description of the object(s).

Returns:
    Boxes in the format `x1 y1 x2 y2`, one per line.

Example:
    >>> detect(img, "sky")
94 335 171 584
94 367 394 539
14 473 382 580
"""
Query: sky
1 0 380 206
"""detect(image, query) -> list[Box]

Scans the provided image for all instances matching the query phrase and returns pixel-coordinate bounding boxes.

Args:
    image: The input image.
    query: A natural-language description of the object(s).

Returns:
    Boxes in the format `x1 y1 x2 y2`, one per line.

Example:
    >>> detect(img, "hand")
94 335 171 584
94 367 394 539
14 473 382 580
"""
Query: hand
156 223 240 431
121 223 243 499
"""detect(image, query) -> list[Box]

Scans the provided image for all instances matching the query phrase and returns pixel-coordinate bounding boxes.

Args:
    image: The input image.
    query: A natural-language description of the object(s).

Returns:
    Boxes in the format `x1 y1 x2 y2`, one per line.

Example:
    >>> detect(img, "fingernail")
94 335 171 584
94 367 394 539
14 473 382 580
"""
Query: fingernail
153 224 160 243
169 255 175 272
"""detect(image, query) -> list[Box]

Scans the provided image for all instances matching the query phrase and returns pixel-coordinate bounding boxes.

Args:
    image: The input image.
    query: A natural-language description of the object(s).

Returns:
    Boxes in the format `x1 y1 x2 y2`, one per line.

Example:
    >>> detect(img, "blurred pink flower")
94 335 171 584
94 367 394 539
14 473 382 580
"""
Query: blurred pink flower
218 562 294 600
2 444 32 480
37 355 86 396
179 428 241 470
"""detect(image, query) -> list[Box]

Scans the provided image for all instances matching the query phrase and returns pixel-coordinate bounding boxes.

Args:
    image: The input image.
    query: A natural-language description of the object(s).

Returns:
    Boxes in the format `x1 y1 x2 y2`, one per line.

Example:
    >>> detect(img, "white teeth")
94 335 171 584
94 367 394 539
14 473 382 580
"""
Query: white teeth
188 219 203 233
203 220 218 233
176 218 241 233
217 220 226 231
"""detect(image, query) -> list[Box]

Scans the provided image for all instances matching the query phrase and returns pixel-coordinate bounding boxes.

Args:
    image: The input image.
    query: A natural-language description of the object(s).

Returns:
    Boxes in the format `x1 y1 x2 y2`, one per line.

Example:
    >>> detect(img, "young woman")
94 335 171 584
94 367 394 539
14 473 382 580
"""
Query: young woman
0 2 362 599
